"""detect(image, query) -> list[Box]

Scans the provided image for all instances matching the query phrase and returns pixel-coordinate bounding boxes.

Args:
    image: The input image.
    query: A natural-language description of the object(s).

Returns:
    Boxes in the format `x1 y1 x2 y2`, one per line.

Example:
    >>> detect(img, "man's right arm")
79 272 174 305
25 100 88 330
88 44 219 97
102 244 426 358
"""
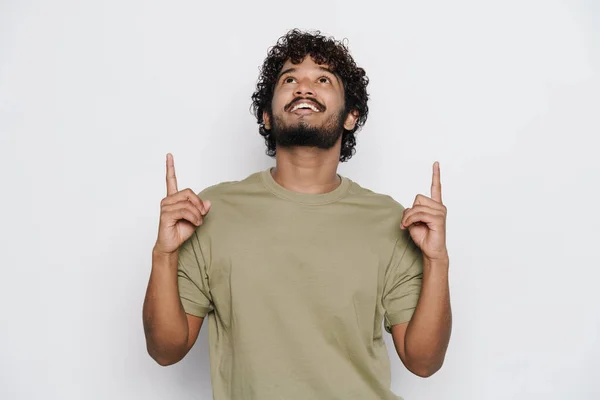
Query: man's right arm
142 249 203 366
142 153 210 366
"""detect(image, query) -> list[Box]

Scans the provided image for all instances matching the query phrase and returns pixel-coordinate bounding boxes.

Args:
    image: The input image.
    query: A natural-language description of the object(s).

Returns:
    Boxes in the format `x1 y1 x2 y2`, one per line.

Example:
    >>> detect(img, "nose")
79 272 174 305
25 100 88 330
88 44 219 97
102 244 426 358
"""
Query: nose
295 77 314 96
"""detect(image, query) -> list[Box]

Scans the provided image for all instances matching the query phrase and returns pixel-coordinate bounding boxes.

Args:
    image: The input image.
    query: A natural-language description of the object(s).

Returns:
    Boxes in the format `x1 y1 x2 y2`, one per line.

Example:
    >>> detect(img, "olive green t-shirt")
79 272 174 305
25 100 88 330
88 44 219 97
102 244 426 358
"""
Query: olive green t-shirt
178 168 423 400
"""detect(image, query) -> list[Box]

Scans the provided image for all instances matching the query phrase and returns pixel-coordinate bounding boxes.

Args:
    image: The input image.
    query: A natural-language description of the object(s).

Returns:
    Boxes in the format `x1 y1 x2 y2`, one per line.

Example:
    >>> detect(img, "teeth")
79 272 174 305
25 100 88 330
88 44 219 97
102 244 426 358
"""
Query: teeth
290 102 320 112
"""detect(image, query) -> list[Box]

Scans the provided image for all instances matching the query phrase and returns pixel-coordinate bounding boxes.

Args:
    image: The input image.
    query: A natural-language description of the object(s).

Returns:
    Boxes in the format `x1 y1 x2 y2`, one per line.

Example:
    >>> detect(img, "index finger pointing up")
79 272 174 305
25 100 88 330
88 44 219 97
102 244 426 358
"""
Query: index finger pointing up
166 153 178 195
431 161 442 203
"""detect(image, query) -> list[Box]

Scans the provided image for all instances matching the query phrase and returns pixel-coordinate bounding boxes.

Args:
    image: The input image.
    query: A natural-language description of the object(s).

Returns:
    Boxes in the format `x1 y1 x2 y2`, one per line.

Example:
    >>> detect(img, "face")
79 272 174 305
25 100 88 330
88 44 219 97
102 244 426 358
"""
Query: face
263 56 358 150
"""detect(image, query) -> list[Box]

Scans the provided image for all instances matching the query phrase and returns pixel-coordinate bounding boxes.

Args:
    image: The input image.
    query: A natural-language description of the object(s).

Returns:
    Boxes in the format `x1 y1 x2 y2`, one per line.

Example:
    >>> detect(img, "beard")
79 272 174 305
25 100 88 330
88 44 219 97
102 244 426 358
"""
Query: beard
269 109 346 150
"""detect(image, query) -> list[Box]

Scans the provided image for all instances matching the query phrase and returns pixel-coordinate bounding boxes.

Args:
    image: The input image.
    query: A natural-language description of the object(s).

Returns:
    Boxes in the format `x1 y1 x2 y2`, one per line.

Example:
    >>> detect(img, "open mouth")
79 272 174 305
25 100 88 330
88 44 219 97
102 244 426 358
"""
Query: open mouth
287 99 324 114
290 102 320 112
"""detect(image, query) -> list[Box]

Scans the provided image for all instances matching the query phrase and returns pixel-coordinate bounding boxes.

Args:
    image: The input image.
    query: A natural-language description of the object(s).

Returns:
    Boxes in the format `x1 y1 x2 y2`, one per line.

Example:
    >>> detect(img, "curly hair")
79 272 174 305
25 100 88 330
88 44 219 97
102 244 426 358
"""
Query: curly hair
251 29 369 162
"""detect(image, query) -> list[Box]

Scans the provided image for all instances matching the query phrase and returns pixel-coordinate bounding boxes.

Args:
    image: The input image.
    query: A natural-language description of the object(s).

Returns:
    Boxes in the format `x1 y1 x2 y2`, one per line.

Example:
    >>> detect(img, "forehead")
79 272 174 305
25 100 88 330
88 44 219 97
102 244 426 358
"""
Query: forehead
280 56 332 72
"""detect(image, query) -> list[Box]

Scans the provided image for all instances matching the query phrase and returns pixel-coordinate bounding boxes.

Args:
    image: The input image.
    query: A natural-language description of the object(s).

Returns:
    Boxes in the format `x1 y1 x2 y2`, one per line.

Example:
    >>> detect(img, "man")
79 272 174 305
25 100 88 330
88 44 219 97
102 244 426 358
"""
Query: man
143 29 451 399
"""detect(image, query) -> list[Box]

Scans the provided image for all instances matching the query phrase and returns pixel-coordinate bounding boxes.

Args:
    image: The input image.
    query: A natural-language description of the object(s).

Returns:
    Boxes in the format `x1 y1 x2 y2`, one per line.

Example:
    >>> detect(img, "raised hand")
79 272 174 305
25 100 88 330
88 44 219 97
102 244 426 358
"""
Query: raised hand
153 153 211 255
400 161 448 262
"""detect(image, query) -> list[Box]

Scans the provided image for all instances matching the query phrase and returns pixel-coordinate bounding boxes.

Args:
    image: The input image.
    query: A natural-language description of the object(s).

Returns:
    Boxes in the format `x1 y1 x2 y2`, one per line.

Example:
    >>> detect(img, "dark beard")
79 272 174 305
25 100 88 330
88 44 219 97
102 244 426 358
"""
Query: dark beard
270 110 346 150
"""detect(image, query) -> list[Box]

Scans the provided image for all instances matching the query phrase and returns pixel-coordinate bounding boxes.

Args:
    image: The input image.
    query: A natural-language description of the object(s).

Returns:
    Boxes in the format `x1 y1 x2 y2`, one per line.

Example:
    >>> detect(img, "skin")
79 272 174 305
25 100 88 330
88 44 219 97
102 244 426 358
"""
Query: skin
142 154 207 366
395 162 452 377
263 57 358 194
143 56 452 376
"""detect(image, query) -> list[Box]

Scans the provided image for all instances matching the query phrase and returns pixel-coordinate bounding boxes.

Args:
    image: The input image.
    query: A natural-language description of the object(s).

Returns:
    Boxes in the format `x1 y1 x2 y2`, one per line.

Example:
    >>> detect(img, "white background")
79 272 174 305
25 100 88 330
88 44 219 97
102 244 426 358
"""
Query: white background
1 0 599 399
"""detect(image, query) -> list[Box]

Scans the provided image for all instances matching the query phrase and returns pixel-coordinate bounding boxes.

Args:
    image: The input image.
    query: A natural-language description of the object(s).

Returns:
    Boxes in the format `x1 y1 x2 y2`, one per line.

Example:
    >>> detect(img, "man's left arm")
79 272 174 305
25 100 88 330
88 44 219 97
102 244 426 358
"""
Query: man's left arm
392 161 452 377
391 257 451 377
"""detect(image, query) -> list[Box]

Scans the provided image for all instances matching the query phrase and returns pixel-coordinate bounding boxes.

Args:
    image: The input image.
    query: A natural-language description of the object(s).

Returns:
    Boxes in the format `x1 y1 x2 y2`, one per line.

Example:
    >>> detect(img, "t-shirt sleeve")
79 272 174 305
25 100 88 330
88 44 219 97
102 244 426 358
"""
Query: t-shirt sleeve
177 230 214 318
382 233 424 333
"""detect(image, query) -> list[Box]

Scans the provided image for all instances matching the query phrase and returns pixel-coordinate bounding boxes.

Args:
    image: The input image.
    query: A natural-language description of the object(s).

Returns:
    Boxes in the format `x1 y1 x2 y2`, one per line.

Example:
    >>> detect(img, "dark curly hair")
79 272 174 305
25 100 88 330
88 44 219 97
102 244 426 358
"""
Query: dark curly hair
251 29 369 162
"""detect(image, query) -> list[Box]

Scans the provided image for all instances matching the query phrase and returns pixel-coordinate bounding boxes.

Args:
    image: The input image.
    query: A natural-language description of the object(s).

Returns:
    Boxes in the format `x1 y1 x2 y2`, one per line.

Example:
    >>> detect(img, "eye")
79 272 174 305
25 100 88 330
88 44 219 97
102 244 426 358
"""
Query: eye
283 76 296 84
318 76 331 84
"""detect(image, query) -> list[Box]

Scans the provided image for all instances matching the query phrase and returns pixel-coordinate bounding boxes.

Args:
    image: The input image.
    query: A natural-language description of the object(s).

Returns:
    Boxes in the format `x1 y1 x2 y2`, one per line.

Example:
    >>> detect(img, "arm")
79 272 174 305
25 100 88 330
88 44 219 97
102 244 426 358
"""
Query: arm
391 256 451 377
393 161 451 377
143 249 204 366
142 153 211 366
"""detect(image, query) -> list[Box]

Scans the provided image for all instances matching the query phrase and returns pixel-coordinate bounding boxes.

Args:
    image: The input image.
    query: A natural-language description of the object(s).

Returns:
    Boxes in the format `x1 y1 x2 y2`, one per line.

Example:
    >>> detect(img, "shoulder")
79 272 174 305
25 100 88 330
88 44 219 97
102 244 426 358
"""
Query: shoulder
196 170 264 200
346 178 407 213
344 177 412 247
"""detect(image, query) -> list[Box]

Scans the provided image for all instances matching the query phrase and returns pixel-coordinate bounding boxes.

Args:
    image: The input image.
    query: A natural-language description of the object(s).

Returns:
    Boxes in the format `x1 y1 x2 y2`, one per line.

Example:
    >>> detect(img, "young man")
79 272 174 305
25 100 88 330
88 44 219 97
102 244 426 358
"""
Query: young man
143 29 451 399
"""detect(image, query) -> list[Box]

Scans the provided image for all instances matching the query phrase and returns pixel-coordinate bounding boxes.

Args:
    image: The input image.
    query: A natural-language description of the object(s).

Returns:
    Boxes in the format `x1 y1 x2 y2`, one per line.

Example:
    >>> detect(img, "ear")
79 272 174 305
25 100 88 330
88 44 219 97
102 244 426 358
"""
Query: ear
263 111 271 130
343 110 359 131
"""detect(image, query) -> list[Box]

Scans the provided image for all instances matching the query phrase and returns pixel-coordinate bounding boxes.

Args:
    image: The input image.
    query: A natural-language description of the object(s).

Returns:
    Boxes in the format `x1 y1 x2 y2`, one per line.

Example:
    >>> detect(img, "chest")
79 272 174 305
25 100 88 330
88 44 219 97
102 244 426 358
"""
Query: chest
203 202 392 318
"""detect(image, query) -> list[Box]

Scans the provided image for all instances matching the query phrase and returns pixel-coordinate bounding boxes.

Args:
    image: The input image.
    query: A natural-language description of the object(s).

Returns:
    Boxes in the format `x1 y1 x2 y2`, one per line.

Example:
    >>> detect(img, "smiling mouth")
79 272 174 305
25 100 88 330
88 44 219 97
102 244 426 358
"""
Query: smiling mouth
290 102 321 112
286 98 324 113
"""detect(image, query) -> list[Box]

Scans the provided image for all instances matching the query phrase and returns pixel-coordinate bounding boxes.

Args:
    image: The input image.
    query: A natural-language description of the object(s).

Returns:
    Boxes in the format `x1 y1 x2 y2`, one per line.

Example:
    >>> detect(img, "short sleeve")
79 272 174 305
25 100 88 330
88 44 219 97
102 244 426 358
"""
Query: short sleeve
382 233 424 333
177 230 214 318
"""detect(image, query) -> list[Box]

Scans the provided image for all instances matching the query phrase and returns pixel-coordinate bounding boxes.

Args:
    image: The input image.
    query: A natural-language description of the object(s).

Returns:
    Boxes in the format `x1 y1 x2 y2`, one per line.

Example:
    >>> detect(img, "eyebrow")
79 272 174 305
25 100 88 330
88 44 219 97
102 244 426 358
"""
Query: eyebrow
277 66 341 84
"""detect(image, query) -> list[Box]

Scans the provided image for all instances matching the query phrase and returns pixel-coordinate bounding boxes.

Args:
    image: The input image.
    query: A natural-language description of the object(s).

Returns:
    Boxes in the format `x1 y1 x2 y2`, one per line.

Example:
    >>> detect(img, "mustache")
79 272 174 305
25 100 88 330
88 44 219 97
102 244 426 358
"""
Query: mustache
284 97 326 112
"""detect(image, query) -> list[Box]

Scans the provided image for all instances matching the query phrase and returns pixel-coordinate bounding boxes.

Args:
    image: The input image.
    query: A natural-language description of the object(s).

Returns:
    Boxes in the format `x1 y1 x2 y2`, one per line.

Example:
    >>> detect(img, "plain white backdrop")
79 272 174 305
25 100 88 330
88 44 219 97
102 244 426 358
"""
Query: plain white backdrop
1 0 599 399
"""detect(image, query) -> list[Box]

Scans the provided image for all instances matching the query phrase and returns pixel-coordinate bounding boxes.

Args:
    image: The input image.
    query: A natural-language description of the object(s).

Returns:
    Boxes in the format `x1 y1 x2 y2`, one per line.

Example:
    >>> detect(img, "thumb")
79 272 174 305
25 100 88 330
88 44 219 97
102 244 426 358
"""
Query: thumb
202 200 212 214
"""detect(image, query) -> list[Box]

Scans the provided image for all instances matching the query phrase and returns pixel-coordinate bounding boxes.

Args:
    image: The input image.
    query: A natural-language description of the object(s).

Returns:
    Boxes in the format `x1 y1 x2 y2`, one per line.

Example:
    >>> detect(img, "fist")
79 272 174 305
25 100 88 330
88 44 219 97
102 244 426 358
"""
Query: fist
400 161 448 262
154 153 211 255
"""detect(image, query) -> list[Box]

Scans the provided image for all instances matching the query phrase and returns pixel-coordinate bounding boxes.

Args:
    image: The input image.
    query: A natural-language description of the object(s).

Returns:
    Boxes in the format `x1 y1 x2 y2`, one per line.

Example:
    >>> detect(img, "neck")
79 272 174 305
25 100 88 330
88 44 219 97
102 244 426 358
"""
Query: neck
271 142 342 195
